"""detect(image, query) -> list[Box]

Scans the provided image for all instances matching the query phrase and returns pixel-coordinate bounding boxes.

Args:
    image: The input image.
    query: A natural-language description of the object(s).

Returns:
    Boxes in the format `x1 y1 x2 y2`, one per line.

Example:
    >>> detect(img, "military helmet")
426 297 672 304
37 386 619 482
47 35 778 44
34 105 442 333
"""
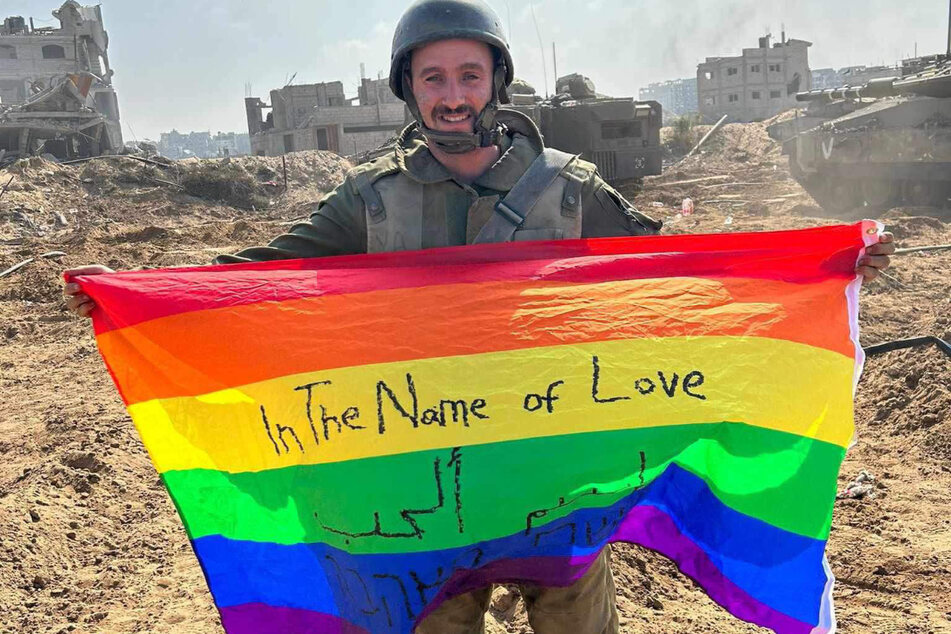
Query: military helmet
389 0 514 102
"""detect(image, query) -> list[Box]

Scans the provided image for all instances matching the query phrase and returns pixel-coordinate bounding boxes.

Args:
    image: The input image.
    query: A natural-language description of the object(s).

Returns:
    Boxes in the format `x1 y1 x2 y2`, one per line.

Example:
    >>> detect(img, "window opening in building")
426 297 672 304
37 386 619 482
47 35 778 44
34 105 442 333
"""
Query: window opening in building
750 64 761 73
769 63 781 72
0 45 16 60
770 90 782 99
728 93 739 103
727 67 738 76
703 71 714 80
752 91 761 100
703 96 716 106
601 120 642 139
42 45 66 59
316 128 329 150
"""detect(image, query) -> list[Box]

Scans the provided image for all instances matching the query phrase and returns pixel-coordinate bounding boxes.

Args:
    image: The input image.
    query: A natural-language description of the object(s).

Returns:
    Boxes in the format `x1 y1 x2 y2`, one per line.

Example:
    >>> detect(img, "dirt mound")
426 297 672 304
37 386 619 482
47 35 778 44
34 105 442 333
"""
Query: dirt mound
71 151 351 211
2 133 950 634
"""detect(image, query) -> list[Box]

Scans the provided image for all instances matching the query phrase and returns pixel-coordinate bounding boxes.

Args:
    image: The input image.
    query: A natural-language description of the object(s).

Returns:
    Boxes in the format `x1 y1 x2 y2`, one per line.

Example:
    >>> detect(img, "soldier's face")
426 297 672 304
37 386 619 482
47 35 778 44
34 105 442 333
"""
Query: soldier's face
410 39 494 134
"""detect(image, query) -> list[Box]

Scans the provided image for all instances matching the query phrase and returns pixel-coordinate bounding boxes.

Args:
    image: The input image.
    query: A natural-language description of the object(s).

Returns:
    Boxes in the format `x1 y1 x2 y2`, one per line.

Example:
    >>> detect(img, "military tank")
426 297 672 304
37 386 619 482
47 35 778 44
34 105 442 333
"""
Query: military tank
779 54 951 213
509 74 663 183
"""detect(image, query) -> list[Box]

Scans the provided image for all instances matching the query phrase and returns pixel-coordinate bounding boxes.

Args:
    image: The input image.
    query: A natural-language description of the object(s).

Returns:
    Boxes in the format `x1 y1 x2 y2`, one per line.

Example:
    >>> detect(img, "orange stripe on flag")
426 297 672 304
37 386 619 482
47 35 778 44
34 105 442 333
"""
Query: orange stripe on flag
97 276 854 405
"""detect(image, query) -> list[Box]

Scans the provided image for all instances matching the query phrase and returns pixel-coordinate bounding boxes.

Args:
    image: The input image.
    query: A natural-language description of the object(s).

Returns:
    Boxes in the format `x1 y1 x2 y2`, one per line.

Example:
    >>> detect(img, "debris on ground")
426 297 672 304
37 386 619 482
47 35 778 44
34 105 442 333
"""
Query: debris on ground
838 470 878 500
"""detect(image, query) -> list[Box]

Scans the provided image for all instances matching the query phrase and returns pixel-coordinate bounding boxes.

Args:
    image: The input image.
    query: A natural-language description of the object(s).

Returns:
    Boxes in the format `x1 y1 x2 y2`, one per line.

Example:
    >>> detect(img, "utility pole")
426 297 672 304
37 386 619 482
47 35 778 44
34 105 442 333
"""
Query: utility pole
947 0 950 56
552 42 558 85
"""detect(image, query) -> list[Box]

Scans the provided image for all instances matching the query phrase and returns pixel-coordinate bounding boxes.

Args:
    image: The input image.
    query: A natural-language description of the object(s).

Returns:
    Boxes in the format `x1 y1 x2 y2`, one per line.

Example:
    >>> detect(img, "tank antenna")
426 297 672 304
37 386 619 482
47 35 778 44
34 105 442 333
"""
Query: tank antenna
530 3 549 97
946 0 950 56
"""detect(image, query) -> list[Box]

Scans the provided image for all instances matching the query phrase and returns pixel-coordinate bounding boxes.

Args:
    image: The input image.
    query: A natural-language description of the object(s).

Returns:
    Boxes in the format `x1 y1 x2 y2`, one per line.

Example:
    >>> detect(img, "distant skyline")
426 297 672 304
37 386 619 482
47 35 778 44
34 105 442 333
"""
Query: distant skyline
4 0 949 139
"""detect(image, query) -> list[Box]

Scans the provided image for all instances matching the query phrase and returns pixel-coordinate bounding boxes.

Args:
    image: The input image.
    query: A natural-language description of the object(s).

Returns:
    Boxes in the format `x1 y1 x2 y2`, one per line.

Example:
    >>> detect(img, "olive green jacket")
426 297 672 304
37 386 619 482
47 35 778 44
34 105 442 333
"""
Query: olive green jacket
217 121 660 263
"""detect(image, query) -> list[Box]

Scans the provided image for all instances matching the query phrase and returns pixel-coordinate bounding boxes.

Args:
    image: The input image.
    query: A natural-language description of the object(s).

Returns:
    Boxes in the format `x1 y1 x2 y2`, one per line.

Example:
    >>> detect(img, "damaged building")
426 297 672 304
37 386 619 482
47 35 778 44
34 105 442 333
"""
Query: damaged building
158 130 251 159
0 1 121 162
245 76 405 157
638 78 699 122
697 33 812 123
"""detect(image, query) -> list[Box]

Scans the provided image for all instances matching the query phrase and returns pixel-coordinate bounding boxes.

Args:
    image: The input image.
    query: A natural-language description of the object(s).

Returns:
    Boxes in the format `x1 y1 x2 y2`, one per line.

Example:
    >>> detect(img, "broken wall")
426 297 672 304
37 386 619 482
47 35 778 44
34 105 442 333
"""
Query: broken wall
270 82 347 130
250 102 405 158
0 2 120 160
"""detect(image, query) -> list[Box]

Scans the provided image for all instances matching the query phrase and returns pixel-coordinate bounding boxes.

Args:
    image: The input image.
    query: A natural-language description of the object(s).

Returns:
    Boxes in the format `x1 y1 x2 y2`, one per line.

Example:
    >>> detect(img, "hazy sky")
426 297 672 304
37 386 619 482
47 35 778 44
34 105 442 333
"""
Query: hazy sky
6 0 950 139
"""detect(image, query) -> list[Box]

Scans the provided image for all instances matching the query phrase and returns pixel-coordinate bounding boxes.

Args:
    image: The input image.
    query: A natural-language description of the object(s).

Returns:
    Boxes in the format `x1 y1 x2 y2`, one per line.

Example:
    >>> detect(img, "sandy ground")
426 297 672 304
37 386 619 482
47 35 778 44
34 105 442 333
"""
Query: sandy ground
0 127 948 633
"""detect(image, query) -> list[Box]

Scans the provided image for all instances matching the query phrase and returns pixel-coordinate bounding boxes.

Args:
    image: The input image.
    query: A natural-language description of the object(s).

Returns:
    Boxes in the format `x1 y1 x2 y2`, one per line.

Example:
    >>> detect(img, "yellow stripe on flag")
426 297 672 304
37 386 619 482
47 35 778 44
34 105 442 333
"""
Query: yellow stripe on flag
129 336 855 474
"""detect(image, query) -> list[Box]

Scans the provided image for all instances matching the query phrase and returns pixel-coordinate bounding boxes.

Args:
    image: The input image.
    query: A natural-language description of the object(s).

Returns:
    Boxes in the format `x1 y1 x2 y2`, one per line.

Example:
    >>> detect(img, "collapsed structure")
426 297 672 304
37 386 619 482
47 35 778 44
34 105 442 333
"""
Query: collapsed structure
158 130 251 159
0 1 121 163
245 76 405 157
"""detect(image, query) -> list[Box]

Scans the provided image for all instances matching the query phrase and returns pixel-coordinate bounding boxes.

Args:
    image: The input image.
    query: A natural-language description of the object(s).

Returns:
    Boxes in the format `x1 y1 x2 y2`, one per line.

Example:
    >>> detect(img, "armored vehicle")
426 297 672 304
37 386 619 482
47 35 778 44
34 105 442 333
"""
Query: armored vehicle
778 55 951 213
509 74 663 183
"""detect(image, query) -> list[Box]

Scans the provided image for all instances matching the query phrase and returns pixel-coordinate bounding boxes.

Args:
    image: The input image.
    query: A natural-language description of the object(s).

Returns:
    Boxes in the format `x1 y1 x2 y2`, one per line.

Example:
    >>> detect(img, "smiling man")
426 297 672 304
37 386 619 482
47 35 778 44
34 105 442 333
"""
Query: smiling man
62 0 894 631
206 0 663 262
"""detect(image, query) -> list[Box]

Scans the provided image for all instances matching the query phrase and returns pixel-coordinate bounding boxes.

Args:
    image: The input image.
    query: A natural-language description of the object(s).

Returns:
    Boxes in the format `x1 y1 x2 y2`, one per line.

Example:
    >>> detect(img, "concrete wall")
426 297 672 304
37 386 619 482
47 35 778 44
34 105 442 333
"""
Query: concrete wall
0 2 112 105
270 82 347 130
0 34 82 103
358 77 400 106
697 38 811 123
250 102 405 158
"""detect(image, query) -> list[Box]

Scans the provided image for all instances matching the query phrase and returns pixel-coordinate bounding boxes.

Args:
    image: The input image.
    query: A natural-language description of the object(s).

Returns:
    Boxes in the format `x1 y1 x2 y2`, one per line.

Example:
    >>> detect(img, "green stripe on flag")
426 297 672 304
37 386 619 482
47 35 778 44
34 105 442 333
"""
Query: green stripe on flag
163 422 844 554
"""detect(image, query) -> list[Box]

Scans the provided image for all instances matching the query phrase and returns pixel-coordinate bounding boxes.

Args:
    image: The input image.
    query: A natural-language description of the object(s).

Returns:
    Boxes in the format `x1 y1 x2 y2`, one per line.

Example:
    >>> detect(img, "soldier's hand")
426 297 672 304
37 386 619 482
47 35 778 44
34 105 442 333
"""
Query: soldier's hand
856 232 895 282
63 265 114 318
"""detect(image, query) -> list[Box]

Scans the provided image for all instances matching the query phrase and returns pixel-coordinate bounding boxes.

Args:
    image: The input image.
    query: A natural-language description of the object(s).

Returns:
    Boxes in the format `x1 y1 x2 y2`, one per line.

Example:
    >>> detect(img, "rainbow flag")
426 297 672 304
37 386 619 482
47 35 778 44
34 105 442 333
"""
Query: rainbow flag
74 222 879 634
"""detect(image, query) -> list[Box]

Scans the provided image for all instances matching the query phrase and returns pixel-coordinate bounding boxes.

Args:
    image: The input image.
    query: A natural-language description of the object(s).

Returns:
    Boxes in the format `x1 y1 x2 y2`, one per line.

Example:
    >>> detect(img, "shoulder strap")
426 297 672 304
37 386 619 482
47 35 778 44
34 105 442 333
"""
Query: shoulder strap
473 148 576 244
349 155 400 225
353 170 386 224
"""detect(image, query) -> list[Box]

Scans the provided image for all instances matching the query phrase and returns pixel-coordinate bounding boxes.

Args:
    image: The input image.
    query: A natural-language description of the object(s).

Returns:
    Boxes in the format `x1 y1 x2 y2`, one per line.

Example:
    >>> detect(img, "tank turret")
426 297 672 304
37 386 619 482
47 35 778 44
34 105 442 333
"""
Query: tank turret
777 54 951 215
795 56 951 103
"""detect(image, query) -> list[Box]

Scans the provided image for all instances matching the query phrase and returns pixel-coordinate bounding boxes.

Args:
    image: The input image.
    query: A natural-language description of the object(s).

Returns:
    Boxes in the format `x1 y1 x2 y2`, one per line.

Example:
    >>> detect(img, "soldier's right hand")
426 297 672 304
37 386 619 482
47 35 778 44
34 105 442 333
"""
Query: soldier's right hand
63 265 114 318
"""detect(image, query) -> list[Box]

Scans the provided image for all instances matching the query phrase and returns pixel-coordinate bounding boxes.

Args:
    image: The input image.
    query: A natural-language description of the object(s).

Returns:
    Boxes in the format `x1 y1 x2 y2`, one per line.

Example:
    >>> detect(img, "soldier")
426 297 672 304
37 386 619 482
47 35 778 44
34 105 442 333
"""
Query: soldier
62 0 895 632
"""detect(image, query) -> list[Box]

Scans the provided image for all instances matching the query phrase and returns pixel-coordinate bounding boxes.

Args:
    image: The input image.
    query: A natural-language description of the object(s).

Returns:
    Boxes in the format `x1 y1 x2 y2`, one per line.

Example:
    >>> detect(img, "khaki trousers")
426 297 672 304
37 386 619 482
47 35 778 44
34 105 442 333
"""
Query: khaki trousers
415 548 619 634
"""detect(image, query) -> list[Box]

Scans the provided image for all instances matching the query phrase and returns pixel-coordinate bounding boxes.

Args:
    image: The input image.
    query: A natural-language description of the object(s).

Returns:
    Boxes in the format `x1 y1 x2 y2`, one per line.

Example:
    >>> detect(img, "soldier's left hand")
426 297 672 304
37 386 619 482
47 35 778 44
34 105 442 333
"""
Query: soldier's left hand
856 231 895 282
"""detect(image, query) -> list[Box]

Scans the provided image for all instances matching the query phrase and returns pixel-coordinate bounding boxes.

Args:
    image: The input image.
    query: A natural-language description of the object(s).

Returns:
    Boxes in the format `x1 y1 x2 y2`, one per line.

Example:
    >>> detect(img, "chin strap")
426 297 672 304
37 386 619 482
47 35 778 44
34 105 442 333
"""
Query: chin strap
401 63 508 154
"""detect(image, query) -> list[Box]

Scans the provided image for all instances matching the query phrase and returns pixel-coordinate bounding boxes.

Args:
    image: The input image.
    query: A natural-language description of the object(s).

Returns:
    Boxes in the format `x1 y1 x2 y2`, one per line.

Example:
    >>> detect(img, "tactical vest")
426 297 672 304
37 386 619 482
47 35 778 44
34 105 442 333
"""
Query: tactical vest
350 148 595 253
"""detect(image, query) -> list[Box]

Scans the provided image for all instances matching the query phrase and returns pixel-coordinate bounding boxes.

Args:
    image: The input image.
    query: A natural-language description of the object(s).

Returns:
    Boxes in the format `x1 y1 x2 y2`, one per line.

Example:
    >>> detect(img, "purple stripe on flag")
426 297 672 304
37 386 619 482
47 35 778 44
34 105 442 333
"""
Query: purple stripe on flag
219 603 370 634
615 505 816 634
417 505 816 634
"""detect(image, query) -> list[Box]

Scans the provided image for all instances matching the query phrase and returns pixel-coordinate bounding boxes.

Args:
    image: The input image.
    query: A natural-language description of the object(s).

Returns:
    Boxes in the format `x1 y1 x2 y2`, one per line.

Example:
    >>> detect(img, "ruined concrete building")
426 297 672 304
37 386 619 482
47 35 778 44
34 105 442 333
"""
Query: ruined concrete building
158 130 251 159
639 78 699 122
697 34 812 123
0 1 121 162
245 76 405 157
